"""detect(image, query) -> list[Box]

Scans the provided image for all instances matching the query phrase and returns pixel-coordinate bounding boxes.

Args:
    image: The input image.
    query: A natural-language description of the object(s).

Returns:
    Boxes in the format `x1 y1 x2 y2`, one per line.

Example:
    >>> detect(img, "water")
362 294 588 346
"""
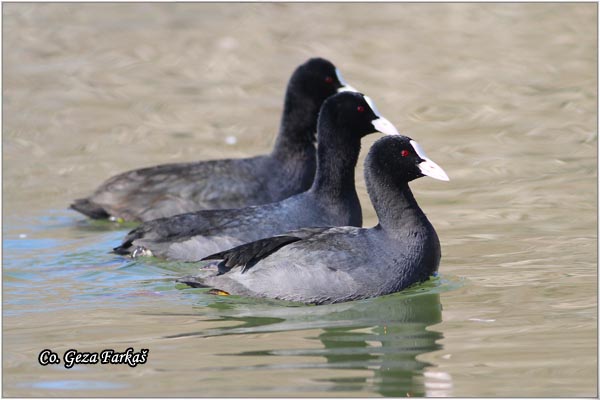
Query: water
3 3 597 397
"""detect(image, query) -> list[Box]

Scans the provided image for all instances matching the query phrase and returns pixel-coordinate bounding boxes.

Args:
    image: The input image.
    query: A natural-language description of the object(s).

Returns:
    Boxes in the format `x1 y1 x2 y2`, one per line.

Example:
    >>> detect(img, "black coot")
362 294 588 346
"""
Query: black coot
113 91 399 261
71 58 355 222
180 135 449 305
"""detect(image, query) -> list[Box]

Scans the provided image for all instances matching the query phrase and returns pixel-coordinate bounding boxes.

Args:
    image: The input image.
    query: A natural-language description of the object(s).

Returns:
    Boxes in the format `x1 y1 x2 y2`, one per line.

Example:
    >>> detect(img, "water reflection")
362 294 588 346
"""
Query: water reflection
314 293 443 396
168 290 444 396
4 211 452 396
3 2 597 396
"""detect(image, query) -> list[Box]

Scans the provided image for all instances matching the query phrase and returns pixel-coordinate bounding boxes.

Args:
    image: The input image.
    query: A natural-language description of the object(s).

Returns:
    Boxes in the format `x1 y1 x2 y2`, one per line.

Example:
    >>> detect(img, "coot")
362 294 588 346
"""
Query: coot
113 91 399 261
179 135 449 304
71 58 355 222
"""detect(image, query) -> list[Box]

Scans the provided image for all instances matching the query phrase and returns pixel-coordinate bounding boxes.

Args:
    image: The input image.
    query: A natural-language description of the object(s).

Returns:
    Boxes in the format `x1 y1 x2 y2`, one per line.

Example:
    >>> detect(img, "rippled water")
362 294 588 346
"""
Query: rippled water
3 3 597 397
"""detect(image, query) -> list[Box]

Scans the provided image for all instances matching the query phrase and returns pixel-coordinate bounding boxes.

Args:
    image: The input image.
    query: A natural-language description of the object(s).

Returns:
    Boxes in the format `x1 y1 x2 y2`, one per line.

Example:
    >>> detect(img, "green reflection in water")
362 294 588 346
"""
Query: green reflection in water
315 293 442 396
5 211 450 396
172 288 443 396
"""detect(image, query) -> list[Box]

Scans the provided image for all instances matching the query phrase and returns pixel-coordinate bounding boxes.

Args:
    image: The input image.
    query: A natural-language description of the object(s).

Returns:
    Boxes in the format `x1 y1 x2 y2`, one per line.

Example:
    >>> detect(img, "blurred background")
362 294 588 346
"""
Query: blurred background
3 3 597 397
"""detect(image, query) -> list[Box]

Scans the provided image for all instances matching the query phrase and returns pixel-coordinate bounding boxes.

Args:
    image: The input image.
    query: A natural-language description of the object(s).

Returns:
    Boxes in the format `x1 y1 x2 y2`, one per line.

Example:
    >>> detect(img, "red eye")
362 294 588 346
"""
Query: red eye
357 105 365 112
401 150 410 157
325 76 334 84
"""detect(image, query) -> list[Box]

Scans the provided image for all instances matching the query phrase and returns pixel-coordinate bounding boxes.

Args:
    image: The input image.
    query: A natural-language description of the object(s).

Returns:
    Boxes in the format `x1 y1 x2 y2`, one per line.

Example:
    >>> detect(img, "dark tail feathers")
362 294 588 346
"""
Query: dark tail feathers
176 275 210 288
70 198 110 219
112 243 132 255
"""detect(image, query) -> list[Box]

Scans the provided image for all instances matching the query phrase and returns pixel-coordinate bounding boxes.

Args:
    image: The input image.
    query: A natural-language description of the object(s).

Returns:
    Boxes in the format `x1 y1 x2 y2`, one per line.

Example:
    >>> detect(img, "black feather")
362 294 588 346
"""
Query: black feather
201 235 303 273
70 198 110 219
175 275 211 288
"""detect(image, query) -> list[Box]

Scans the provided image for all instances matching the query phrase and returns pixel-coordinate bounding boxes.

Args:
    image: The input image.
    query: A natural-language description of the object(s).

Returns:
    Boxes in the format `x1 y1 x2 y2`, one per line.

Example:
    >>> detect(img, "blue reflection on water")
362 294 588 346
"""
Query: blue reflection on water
27 379 127 390
4 209 462 396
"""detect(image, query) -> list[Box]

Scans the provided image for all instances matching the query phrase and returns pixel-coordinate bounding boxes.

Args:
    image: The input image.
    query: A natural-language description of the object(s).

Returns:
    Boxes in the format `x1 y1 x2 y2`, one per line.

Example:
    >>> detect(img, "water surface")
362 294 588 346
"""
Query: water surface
3 3 597 397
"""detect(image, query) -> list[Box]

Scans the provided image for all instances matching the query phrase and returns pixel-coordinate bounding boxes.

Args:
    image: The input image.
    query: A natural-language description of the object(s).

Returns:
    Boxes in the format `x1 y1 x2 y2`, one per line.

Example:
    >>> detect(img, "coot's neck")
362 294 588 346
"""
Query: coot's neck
309 119 361 200
367 174 429 236
271 87 319 164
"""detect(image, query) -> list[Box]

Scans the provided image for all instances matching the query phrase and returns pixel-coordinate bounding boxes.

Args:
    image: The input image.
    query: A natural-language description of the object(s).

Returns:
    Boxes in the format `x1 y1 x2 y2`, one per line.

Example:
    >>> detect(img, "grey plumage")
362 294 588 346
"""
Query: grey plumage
71 58 347 222
178 135 449 305
113 91 399 261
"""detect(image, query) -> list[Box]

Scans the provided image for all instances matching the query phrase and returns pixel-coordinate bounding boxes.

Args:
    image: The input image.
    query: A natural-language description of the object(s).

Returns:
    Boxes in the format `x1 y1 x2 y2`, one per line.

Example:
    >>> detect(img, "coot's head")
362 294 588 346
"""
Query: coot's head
289 58 356 103
318 91 399 142
366 135 450 183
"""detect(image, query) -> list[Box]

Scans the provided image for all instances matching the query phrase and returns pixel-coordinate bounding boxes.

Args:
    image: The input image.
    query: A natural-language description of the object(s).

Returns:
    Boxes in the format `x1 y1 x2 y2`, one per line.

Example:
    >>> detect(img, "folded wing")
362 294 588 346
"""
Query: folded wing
201 227 331 273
